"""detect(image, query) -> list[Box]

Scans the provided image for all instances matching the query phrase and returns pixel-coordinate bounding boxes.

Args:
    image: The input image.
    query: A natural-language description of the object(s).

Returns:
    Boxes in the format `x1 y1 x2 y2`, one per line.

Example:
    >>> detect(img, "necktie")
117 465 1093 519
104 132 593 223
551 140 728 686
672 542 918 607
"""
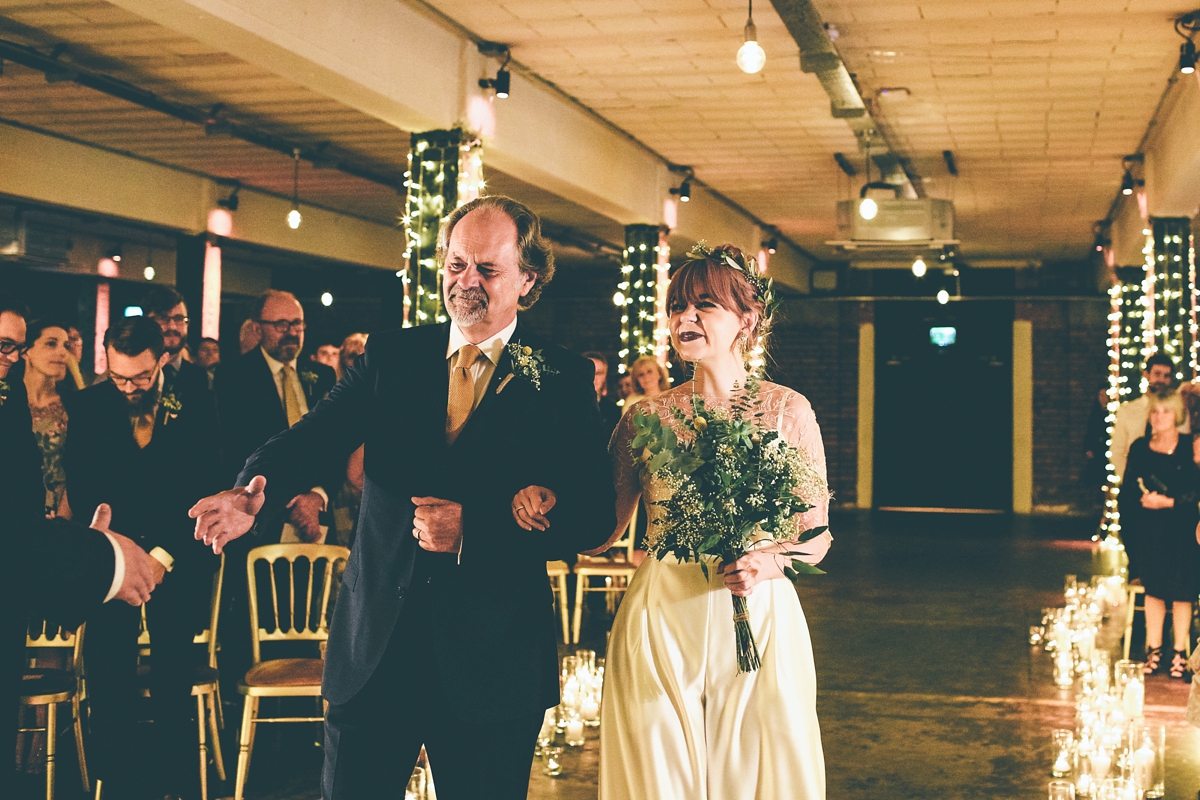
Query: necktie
447 344 483 445
282 364 304 427
133 412 155 449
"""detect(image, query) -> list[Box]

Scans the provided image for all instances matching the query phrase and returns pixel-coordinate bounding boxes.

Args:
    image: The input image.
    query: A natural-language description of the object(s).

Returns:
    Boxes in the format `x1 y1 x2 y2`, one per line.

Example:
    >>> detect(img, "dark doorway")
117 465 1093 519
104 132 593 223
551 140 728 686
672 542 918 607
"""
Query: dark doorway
874 300 1013 511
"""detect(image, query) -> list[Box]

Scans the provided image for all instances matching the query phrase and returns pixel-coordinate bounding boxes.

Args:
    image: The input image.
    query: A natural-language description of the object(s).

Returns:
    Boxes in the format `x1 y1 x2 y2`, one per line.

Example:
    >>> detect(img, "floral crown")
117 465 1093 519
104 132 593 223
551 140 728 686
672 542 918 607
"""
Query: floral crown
686 241 775 311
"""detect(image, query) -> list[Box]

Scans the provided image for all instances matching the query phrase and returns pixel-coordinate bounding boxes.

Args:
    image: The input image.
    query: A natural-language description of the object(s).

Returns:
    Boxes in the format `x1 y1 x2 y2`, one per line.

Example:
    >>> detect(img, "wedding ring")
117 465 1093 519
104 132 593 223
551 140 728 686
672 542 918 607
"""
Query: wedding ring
515 505 525 512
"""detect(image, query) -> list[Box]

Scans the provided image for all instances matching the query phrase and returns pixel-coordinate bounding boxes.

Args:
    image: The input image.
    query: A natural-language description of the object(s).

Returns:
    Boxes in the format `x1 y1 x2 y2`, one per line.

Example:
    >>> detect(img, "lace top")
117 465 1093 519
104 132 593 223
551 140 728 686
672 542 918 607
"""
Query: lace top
610 381 831 551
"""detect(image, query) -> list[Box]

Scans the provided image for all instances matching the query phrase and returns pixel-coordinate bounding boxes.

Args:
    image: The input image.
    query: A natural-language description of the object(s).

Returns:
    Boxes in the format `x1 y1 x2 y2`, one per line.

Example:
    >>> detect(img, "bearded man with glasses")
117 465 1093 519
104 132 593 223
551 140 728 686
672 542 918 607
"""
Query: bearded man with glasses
63 316 222 798
144 285 214 410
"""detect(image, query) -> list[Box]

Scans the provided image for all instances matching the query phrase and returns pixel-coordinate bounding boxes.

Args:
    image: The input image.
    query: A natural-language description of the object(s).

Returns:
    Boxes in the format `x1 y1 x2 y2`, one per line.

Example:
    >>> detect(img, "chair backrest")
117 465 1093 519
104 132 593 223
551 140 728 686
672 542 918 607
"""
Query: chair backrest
246 543 350 664
26 621 85 687
138 554 226 667
609 510 637 561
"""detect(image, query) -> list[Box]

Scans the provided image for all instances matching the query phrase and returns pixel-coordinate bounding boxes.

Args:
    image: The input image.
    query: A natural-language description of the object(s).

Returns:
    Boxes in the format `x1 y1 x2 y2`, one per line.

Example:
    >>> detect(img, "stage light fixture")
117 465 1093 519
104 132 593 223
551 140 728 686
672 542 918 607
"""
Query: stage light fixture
736 0 766 74
287 148 302 230
670 167 694 203
1121 169 1135 196
218 184 240 211
478 44 512 99
1182 39 1197 74
763 237 778 254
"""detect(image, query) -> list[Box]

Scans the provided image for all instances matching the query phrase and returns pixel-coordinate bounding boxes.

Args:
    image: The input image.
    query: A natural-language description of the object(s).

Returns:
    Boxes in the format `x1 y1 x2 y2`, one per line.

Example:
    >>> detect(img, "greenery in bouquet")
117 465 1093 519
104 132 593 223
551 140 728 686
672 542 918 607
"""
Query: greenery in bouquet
630 377 829 672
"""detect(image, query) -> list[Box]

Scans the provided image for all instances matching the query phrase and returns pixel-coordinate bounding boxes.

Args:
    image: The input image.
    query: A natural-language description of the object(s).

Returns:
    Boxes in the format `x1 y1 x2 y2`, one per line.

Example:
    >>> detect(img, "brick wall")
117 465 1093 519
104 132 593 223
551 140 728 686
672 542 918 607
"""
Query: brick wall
1020 299 1110 513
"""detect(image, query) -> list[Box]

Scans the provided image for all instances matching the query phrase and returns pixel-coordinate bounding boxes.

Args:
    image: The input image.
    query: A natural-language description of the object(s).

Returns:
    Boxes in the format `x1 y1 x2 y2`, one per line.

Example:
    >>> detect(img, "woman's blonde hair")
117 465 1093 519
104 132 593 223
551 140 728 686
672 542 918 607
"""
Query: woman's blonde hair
630 355 670 393
1149 390 1187 426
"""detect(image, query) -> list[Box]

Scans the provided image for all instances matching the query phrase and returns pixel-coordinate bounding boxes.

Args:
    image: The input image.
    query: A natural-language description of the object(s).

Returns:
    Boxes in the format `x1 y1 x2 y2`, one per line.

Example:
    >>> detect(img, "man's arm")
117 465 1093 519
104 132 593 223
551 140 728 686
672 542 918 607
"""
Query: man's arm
194 340 375 551
458 357 616 566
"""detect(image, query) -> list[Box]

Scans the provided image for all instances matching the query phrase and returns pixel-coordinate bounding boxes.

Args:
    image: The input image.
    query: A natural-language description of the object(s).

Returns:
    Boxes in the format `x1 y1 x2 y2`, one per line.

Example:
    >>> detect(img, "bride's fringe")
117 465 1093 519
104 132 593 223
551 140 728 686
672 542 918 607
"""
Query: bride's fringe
732 595 761 673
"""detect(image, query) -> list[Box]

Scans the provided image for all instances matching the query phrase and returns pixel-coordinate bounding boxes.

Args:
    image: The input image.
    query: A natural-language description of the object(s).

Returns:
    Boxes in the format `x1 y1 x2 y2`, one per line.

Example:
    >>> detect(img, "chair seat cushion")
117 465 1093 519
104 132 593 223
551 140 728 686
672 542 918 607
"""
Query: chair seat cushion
242 658 323 688
19 669 74 701
546 560 570 575
136 664 220 688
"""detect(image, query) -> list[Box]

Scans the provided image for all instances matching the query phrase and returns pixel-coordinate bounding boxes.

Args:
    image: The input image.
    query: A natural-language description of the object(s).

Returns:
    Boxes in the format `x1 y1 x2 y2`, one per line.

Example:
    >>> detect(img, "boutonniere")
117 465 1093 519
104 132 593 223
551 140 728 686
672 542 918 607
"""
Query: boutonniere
299 370 320 390
503 342 558 392
160 392 182 425
0 378 8 406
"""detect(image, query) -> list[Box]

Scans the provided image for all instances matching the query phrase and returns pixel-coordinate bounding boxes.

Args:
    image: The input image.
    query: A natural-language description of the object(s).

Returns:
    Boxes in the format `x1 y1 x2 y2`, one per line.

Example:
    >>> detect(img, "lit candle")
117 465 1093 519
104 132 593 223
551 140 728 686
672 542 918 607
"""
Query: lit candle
1123 680 1144 719
581 698 599 721
1092 749 1111 782
565 719 585 745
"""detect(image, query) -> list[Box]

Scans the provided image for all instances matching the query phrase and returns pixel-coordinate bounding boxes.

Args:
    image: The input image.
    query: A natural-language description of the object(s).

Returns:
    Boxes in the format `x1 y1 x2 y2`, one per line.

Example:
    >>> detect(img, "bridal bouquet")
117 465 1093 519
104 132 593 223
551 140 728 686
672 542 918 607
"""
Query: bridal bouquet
630 379 829 673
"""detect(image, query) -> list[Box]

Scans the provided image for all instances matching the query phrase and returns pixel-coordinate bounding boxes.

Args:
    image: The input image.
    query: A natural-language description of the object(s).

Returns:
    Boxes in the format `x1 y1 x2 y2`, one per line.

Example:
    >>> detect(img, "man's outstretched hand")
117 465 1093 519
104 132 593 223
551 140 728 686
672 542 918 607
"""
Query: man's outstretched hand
91 503 164 606
190 475 267 554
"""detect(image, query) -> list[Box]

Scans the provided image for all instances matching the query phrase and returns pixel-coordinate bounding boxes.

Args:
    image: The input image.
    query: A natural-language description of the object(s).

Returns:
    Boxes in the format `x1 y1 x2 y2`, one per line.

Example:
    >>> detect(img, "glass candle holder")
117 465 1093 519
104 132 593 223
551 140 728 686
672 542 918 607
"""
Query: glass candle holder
1134 726 1165 799
542 745 564 777
1049 779 1076 800
1114 661 1144 719
1052 729 1075 778
564 715 586 747
1097 777 1137 800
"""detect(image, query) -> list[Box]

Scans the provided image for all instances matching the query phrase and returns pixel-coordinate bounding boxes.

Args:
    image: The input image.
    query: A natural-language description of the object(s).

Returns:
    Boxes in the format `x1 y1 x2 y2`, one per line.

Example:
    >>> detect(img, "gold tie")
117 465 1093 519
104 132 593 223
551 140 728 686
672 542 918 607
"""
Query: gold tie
282 364 304 427
447 344 483 445
133 412 155 449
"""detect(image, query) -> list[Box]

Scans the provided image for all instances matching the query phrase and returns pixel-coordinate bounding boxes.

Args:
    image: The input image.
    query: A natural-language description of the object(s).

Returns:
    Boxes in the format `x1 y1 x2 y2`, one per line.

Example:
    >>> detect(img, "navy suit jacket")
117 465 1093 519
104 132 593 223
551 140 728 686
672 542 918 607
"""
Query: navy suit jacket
236 321 615 715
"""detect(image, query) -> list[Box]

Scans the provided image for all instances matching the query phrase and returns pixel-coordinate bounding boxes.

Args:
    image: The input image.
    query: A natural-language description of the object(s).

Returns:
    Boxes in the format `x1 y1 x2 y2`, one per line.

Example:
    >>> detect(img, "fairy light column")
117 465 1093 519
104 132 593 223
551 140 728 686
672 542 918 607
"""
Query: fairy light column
1101 268 1146 539
1148 218 1194 381
402 129 484 328
617 224 661 374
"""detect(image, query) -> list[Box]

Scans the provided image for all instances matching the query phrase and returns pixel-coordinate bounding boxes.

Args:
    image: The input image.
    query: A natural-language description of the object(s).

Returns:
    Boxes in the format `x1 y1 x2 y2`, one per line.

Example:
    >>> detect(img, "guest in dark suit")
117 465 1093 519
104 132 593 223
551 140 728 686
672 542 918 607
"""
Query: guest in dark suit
0 299 165 795
144 286 213 409
583 351 621 433
192 196 616 800
64 317 223 798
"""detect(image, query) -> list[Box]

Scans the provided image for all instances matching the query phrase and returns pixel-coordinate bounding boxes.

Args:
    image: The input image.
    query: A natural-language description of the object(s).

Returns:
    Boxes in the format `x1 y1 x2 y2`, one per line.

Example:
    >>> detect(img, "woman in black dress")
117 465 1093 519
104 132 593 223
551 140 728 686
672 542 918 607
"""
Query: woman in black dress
1120 390 1200 678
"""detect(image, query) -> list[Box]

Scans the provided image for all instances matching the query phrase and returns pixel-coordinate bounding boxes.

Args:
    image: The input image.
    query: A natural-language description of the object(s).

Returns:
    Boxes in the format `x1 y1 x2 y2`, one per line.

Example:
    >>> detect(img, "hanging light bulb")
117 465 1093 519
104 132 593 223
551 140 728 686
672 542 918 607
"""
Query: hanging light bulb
937 289 950 305
912 256 927 277
287 148 302 230
736 0 766 74
859 197 878 220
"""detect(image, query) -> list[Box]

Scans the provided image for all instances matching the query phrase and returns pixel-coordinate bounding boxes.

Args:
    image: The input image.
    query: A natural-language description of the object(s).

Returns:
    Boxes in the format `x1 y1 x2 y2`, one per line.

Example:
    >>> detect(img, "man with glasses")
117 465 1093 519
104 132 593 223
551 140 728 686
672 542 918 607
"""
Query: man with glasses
0 300 165 795
64 316 222 798
144 286 212 408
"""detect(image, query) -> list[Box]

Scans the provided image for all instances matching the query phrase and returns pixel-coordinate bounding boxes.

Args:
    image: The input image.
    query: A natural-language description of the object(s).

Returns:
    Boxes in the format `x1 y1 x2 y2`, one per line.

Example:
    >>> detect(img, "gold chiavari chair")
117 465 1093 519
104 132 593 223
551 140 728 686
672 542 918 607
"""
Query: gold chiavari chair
234 543 349 800
546 561 571 643
21 621 89 798
1121 583 1193 660
572 513 638 644
119 553 226 800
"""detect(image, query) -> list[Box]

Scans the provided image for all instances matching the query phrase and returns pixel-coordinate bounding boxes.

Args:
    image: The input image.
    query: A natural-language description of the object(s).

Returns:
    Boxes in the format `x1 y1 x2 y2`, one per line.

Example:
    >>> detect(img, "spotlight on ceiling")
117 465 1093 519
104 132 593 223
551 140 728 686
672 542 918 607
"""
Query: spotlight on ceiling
1182 39 1198 74
1121 170 1135 196
669 166 695 204
218 183 241 211
911 256 927 278
107 244 123 263
478 43 512 98
764 237 778 255
736 0 766 74
287 148 302 230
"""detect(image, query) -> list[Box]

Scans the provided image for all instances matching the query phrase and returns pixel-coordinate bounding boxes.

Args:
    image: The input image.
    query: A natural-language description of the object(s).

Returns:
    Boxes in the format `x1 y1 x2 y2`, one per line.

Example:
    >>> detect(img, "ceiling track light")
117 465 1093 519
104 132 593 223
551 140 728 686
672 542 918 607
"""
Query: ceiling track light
736 0 766 74
833 153 857 177
478 43 512 99
1120 153 1144 198
669 165 695 203
763 236 778 255
218 182 241 211
106 243 123 263
287 148 302 230
1177 13 1200 74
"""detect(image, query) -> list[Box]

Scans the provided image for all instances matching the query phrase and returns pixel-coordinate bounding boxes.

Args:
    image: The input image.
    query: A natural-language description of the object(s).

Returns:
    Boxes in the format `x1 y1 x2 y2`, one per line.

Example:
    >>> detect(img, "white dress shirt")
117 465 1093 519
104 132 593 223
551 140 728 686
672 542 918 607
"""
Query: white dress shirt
261 347 311 417
446 317 519 412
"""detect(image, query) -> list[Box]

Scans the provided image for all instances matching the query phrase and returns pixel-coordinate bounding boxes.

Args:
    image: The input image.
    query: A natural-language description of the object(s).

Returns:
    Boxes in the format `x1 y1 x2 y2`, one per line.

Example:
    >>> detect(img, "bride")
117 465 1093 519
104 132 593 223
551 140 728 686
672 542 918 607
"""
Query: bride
595 244 830 799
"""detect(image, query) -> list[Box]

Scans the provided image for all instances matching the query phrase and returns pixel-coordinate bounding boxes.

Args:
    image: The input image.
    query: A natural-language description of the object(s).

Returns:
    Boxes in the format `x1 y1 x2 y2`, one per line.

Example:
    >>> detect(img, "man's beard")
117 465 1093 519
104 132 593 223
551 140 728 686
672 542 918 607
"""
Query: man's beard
125 383 161 417
268 335 301 362
163 331 183 357
446 287 489 326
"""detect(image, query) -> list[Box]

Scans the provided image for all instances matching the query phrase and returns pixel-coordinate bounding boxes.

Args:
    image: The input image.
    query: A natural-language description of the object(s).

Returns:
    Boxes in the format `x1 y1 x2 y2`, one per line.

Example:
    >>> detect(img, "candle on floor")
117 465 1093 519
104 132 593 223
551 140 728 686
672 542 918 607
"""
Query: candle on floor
565 718 585 746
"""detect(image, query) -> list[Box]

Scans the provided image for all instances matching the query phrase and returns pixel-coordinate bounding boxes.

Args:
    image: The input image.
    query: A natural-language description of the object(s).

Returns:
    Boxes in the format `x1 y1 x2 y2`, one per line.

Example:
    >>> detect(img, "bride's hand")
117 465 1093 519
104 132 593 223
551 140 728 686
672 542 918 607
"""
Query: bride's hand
720 551 785 597
512 486 557 532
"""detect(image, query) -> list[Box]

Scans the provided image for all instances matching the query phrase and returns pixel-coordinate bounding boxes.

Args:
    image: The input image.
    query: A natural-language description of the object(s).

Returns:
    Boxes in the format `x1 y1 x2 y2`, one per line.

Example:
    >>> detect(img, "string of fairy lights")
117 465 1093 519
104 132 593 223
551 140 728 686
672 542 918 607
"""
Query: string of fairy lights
616 225 663 373
1101 222 1197 540
402 129 484 328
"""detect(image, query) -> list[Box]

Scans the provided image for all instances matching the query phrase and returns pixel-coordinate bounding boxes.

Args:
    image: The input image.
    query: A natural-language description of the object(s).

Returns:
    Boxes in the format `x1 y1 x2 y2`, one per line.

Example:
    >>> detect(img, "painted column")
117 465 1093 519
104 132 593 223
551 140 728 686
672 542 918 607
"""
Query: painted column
1012 318 1034 514
856 320 874 510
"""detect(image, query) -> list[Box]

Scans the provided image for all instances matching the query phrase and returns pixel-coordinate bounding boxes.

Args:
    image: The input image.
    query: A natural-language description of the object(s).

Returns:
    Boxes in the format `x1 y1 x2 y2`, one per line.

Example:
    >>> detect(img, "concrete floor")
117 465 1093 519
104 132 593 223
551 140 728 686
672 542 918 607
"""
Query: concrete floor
32 510 1200 799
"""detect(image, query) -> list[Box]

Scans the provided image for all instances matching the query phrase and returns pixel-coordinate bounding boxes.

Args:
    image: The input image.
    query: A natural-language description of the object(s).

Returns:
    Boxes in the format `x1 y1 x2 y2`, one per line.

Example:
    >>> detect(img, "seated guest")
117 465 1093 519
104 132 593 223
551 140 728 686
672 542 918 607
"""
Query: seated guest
63 324 88 390
337 332 368 382
238 317 260 354
196 337 220 390
64 317 222 798
144 286 212 407
621 354 670 415
22 317 74 517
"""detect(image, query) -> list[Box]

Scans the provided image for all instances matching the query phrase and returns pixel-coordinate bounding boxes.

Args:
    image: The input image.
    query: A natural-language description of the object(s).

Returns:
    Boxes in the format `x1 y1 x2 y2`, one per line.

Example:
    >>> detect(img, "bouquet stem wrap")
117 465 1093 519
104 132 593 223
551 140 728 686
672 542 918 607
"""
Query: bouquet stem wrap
731 593 761 673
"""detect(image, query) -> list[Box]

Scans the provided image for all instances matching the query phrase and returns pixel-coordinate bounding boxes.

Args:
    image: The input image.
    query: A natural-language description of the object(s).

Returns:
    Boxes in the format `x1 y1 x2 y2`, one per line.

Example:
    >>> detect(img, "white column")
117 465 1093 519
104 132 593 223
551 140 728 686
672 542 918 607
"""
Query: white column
856 321 874 509
1013 319 1034 514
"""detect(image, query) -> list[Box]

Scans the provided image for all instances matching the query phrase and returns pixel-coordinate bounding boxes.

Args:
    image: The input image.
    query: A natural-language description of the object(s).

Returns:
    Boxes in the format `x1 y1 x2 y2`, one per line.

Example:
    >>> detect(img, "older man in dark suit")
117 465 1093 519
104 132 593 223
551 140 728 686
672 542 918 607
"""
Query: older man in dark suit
192 196 615 800
0 297 164 795
65 317 223 798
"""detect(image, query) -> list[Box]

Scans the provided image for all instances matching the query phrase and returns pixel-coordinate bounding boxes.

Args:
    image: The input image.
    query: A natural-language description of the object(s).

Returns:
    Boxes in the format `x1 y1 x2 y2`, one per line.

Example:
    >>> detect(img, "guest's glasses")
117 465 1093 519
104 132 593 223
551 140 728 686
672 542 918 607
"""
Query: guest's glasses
150 313 190 326
259 319 306 333
109 369 158 389
0 339 28 356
